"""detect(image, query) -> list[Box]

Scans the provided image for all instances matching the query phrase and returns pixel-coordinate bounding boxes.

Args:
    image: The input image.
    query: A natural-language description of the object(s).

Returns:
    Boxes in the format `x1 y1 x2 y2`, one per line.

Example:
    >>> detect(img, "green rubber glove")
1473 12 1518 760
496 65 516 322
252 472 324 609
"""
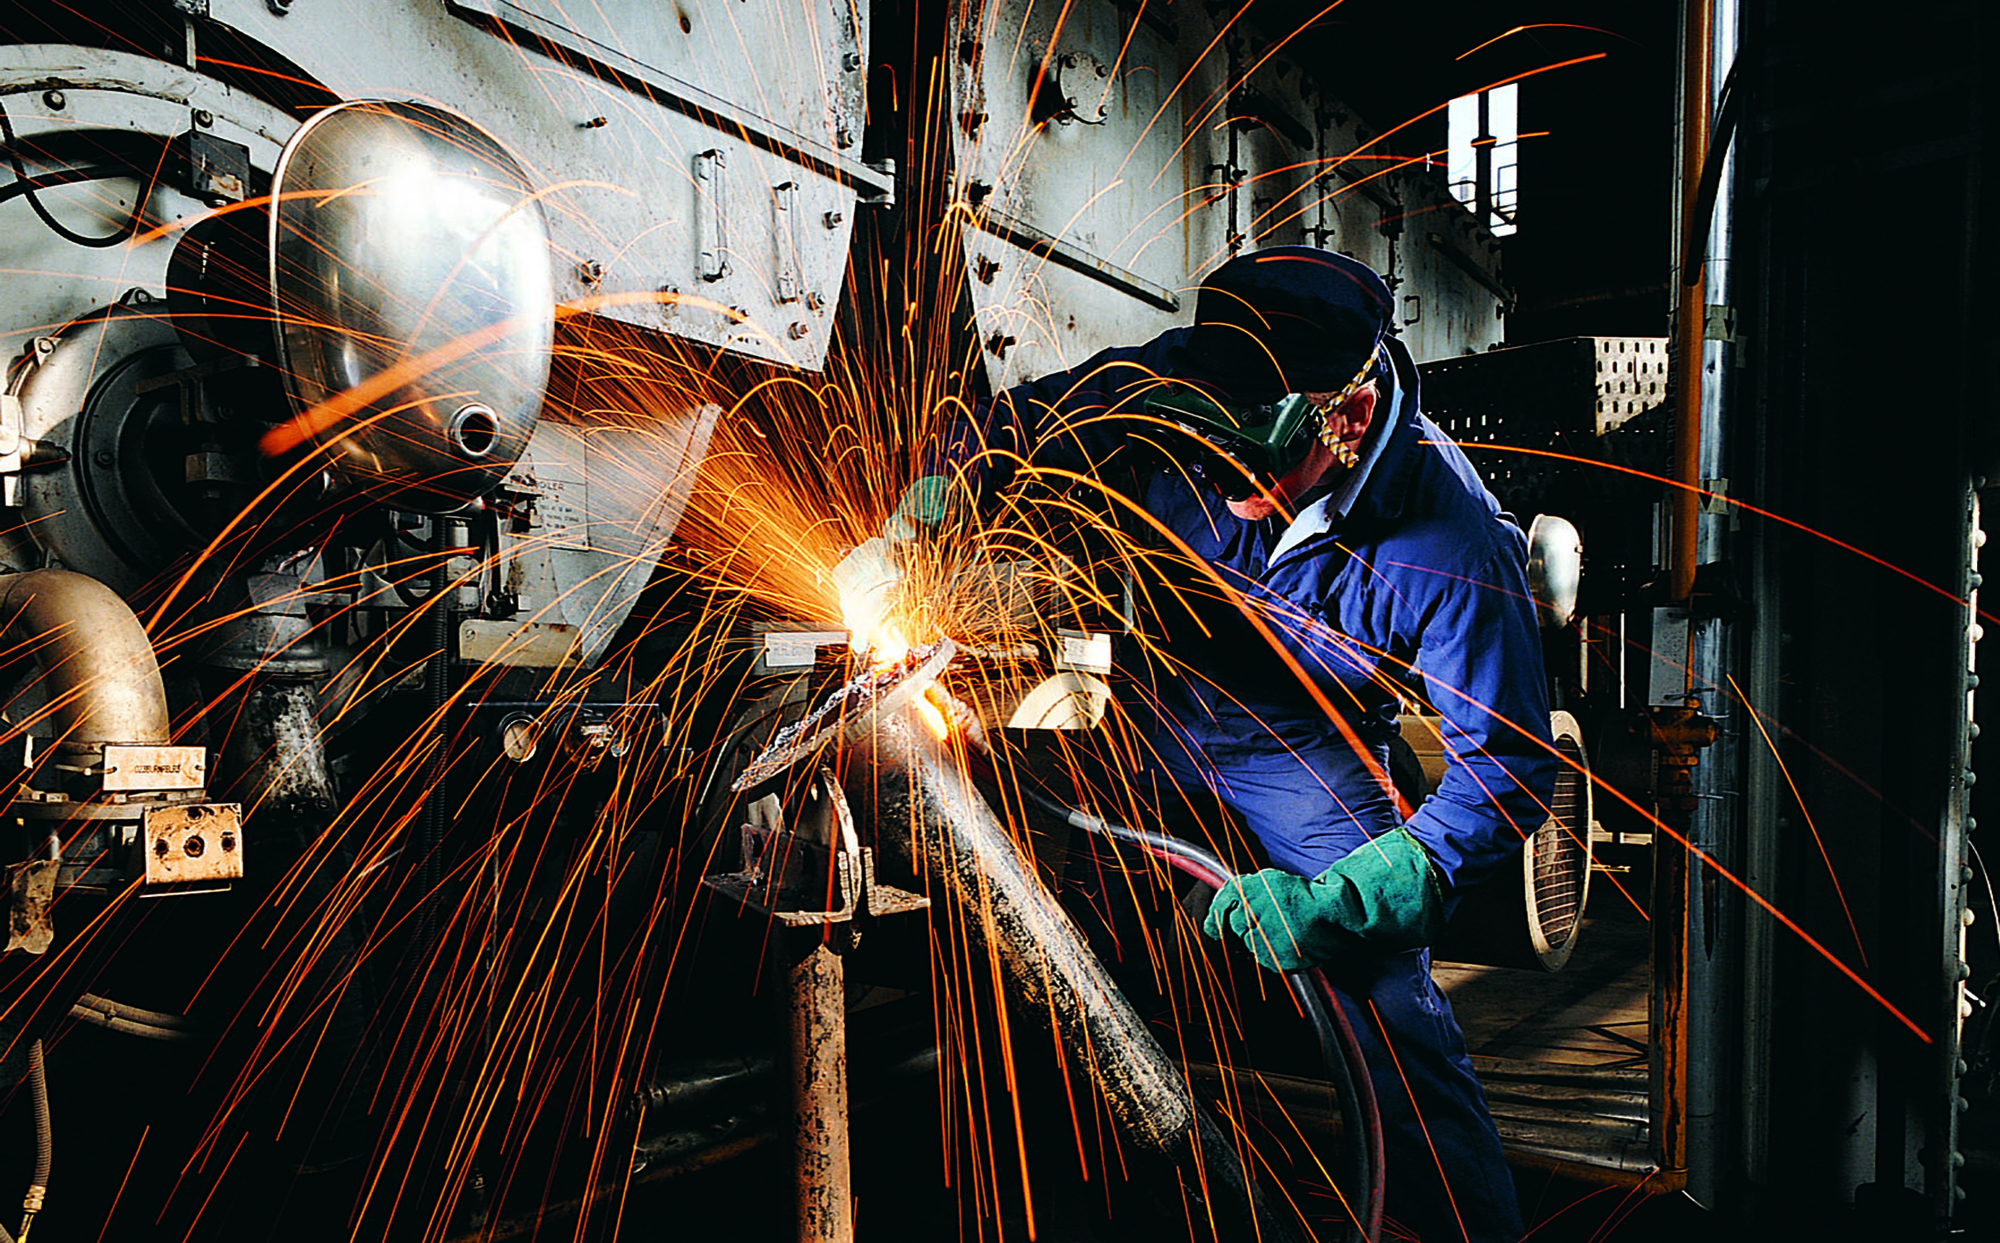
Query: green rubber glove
881 475 951 543
1201 827 1445 973
831 476 951 651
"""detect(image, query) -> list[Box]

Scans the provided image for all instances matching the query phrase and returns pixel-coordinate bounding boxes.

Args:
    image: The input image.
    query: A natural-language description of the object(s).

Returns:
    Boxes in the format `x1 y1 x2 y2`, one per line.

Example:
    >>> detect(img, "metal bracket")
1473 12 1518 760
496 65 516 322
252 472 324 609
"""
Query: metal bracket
859 158 896 209
703 770 927 925
694 149 729 281
136 802 244 895
773 180 801 302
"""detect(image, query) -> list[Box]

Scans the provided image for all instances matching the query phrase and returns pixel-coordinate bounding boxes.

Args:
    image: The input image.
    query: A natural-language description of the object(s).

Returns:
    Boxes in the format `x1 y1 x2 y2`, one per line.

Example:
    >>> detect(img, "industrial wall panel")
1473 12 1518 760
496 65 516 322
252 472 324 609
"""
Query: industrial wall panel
204 0 883 369
948 1 1506 397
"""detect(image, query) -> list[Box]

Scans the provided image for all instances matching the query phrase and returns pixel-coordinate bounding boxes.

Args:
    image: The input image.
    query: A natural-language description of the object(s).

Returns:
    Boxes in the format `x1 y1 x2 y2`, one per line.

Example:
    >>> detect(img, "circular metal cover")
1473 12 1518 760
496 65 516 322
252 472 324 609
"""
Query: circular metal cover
269 100 553 510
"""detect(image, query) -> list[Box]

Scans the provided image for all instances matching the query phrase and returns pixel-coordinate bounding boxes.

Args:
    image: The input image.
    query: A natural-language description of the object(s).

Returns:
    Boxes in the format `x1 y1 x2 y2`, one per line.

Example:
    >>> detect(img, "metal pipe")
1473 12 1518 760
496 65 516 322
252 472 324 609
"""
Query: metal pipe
786 936 853 1243
856 711 1307 1243
217 678 339 816
0 570 170 744
1679 0 1740 1206
1670 0 1715 606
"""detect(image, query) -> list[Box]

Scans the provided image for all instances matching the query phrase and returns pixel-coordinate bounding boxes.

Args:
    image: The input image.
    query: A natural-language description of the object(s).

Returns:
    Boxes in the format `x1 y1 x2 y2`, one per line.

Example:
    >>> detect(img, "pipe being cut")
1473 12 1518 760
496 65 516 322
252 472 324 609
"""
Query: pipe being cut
854 708 1306 1243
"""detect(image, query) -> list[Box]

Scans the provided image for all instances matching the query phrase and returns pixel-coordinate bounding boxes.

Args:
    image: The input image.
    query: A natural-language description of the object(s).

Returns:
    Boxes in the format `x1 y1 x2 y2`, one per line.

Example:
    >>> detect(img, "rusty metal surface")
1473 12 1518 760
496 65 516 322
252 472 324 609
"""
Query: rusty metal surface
788 939 854 1243
704 771 929 925
138 803 244 893
857 708 1310 1243
3 861 58 954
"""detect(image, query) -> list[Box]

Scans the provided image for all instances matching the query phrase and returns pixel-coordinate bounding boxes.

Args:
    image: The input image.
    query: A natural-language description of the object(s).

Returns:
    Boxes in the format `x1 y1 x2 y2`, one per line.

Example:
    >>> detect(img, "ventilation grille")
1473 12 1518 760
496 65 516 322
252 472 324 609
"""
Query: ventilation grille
1531 734 1589 951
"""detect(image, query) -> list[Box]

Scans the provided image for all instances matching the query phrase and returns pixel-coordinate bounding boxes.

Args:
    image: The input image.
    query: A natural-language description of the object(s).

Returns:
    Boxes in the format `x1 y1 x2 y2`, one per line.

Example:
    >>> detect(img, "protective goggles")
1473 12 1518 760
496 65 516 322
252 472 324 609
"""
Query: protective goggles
1140 388 1323 501
1139 352 1377 501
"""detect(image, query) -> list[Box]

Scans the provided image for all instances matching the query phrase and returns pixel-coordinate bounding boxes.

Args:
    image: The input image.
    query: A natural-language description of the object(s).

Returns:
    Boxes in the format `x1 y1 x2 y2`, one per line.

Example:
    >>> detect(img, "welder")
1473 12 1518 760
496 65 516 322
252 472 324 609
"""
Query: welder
839 246 1555 1243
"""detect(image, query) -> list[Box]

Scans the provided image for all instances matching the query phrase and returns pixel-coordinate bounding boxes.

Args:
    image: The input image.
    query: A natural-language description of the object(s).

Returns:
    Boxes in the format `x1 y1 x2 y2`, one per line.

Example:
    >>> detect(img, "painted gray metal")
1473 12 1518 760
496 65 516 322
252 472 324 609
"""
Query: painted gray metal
946 1 1508 399
0 46 294 363
205 0 881 370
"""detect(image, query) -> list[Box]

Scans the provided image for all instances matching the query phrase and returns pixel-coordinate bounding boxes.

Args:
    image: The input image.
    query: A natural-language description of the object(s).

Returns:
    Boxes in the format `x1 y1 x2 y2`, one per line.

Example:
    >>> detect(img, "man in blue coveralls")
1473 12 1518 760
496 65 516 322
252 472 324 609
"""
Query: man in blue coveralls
841 246 1555 1242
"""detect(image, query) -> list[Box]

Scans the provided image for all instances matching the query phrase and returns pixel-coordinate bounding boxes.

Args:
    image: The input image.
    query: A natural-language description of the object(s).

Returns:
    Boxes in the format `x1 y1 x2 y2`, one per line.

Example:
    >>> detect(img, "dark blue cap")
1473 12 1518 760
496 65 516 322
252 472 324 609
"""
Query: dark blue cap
1170 246 1393 403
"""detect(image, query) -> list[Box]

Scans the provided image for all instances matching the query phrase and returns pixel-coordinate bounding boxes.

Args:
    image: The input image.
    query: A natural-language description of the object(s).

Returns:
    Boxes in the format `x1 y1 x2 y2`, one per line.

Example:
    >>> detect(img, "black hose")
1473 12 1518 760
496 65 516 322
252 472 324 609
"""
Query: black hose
0 100 150 247
0 164 133 207
1020 785 1387 1243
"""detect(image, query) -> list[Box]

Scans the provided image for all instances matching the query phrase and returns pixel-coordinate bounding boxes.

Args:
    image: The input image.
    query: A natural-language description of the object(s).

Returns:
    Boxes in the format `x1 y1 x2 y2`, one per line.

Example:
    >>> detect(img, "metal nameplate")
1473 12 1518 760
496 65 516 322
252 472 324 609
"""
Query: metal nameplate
102 745 206 792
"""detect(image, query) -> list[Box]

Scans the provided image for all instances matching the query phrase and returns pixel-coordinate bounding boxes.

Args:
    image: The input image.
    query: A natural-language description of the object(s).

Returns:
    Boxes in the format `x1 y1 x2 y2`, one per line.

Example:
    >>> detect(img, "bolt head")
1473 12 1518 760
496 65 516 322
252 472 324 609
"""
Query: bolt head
42 90 64 111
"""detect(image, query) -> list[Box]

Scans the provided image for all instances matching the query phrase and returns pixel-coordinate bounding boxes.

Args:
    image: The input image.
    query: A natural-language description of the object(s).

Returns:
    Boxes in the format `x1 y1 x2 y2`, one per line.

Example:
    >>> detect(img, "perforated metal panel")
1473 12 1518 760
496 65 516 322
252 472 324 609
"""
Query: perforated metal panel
1431 710 1593 972
1419 336 1672 514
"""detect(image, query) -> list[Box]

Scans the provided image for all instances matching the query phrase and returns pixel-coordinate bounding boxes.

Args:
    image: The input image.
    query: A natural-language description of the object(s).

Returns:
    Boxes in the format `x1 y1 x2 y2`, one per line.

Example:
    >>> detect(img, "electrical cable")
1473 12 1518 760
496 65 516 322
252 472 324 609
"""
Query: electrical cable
0 100 151 248
415 520 454 952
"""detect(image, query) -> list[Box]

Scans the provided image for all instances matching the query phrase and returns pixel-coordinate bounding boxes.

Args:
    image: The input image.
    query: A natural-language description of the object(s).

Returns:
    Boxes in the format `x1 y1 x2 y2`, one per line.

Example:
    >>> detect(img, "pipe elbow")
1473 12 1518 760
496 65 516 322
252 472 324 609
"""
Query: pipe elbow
0 569 171 745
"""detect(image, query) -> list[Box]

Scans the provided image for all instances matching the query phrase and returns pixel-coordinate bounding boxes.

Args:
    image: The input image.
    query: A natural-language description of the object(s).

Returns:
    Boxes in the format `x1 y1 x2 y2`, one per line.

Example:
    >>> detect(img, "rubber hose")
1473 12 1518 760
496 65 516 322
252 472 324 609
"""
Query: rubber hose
1019 785 1388 1243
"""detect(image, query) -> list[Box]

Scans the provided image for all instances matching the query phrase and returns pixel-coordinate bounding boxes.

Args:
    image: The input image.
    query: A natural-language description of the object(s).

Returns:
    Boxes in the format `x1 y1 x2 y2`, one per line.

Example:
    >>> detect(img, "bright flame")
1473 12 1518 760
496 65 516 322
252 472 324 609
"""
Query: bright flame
868 623 916 671
916 692 951 741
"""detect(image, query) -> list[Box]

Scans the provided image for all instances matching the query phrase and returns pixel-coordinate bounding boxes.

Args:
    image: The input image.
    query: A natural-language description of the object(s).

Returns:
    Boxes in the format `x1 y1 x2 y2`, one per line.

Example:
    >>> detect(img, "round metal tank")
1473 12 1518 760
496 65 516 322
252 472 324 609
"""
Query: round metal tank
267 100 554 511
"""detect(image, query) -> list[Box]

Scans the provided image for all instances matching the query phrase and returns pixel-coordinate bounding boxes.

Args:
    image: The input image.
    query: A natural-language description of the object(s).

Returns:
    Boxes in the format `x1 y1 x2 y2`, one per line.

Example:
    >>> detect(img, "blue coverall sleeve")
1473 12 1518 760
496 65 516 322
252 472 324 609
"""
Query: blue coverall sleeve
929 340 1180 499
1401 550 1557 896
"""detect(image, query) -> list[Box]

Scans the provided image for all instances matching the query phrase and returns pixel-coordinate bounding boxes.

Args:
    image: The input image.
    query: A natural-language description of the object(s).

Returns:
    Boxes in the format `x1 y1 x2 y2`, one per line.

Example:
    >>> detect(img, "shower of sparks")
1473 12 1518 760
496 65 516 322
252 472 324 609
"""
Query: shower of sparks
0 6 1955 1243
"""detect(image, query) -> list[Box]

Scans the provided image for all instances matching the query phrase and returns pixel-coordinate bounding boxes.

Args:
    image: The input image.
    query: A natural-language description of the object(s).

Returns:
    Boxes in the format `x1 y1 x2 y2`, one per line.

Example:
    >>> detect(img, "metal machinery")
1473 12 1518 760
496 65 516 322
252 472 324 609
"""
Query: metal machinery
0 1 1987 1241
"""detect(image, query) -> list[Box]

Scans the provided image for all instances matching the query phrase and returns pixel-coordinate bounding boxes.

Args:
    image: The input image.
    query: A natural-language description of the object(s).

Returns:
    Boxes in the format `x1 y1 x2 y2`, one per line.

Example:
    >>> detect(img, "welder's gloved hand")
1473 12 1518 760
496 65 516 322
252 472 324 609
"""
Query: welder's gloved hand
831 476 952 652
1201 827 1445 974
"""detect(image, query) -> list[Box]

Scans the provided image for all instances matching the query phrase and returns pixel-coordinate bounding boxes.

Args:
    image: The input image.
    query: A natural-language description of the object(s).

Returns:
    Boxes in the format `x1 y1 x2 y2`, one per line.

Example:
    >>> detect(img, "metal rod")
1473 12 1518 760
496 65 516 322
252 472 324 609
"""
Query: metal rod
856 710 1307 1243
787 935 853 1243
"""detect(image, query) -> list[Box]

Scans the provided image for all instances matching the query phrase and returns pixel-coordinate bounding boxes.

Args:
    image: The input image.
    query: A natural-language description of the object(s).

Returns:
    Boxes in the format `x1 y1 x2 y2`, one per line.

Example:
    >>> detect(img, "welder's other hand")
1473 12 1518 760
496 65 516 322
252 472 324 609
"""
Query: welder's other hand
833 536 901 652
1201 828 1445 973
881 475 951 544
